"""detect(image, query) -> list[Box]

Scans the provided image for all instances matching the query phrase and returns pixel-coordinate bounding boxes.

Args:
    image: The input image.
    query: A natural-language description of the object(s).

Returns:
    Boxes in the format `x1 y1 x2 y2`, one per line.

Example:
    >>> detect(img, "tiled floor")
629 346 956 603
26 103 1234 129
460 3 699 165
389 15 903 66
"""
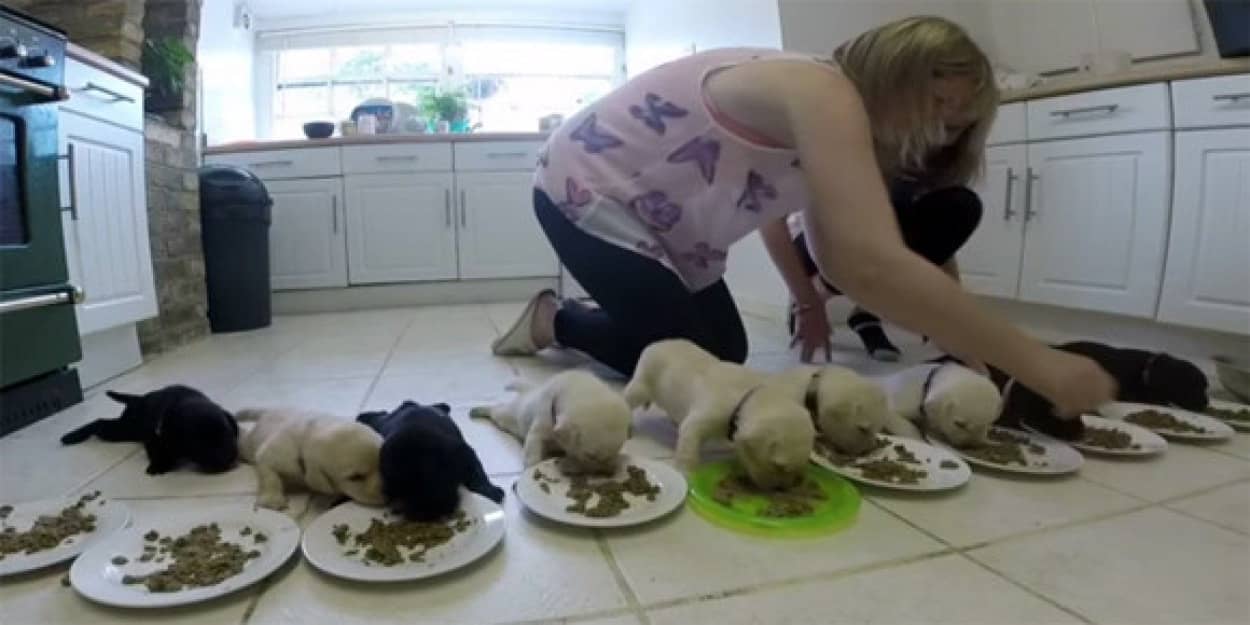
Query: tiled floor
2 303 1247 625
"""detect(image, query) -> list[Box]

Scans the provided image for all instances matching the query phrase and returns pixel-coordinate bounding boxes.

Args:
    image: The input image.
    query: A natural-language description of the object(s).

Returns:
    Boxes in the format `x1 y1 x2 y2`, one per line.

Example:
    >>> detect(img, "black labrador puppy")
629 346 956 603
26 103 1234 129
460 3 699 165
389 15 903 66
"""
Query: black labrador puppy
61 385 239 474
357 401 505 521
992 341 1209 440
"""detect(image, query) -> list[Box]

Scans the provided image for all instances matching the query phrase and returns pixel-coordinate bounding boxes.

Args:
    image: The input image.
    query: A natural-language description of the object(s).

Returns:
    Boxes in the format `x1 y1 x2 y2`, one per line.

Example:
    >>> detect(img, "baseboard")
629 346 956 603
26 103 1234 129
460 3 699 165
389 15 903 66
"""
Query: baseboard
272 278 559 315
76 324 143 388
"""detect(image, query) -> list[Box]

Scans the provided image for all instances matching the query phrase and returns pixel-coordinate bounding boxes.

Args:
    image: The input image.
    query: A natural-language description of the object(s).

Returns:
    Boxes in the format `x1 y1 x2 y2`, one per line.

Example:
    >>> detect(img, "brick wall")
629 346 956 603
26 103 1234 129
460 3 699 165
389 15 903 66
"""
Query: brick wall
12 0 210 354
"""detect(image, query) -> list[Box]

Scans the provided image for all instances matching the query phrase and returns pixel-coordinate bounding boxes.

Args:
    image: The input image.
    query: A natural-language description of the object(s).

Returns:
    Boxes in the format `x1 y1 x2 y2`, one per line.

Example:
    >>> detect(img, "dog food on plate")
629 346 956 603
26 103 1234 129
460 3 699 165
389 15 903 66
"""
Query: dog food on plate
1206 406 1250 423
816 437 928 485
331 511 474 567
120 523 260 592
1082 425 1140 450
1124 409 1207 434
0 492 101 562
960 429 1041 466
711 473 828 518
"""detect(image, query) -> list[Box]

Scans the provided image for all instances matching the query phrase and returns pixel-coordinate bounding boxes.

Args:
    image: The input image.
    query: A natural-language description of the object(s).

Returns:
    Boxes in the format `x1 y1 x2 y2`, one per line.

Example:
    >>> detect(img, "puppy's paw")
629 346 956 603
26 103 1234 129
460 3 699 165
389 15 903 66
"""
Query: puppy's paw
256 492 288 510
145 463 174 475
484 485 505 503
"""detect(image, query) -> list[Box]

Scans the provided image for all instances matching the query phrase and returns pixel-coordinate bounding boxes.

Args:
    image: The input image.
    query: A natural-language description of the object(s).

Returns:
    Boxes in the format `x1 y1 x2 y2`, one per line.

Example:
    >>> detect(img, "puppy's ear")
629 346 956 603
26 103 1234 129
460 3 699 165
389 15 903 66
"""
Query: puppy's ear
356 410 387 424
433 403 451 415
106 391 141 405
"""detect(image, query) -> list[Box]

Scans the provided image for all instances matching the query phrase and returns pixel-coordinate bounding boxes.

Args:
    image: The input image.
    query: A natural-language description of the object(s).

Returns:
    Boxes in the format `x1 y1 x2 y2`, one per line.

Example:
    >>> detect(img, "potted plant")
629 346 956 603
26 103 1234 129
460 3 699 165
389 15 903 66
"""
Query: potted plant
142 37 194 113
420 89 469 133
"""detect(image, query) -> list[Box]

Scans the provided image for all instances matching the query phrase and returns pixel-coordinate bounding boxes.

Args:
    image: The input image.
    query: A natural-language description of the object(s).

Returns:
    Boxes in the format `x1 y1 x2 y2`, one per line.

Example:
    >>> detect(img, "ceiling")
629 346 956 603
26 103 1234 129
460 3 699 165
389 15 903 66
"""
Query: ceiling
246 0 633 21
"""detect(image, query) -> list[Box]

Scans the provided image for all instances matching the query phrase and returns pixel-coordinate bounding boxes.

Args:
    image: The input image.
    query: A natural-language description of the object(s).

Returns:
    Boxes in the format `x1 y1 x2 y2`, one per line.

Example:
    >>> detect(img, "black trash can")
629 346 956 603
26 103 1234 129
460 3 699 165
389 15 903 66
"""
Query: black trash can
200 165 274 333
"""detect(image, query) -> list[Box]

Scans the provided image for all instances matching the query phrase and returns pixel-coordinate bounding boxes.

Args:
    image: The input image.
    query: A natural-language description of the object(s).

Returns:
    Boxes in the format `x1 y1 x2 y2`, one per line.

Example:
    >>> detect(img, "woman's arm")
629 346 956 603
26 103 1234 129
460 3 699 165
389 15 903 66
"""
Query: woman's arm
759 219 822 308
774 65 1113 414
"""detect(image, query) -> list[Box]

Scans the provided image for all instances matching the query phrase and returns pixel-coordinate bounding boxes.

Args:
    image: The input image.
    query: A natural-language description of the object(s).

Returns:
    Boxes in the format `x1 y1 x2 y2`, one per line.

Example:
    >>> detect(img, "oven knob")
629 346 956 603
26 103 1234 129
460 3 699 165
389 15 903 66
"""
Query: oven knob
0 40 28 60
21 54 56 68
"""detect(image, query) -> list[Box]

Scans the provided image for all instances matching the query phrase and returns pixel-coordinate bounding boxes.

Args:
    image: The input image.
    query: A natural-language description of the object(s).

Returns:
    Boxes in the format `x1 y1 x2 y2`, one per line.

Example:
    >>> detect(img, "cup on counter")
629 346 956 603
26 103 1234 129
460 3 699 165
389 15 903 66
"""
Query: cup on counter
340 120 358 137
357 114 378 135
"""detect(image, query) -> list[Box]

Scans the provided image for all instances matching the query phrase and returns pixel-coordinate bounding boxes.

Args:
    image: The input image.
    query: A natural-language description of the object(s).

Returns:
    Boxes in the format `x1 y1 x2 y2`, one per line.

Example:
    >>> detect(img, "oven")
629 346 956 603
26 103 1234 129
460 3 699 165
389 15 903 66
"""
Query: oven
0 6 82 435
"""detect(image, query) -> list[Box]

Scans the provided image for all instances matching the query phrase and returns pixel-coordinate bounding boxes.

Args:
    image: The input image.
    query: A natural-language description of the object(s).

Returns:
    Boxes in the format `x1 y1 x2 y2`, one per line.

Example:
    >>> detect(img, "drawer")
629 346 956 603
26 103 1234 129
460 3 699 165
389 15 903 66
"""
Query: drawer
1027 83 1171 140
454 141 544 171
62 58 144 132
987 102 1026 145
342 143 452 174
204 148 341 180
1171 74 1250 129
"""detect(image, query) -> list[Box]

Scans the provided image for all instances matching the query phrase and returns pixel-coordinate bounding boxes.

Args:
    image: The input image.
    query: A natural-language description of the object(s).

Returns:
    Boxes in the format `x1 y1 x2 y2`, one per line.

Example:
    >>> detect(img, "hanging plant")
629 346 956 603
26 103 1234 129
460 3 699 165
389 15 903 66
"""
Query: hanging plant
142 37 194 113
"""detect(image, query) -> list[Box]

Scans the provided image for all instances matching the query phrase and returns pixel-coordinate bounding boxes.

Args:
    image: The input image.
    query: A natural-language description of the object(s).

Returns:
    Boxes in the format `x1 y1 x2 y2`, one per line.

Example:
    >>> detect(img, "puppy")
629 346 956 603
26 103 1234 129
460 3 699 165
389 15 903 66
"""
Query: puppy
992 341 1209 440
61 385 238 475
357 401 504 521
771 365 889 455
624 339 814 490
473 370 631 474
237 408 384 511
875 363 1001 447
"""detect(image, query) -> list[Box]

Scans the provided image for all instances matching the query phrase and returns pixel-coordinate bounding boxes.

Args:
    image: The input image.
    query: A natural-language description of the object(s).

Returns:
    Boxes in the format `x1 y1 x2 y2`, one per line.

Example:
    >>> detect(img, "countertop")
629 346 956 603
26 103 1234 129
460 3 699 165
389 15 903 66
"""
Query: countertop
205 132 550 155
1001 57 1250 102
67 43 149 87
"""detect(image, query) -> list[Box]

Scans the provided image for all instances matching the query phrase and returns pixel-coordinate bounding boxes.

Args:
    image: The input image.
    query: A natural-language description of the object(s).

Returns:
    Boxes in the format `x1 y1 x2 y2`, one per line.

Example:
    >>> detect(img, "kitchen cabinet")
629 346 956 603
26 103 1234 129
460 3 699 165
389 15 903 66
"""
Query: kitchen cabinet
960 144 1027 298
58 111 157 335
345 172 457 284
1093 0 1198 61
1157 129 1250 334
455 172 559 280
264 178 348 290
1018 132 1171 318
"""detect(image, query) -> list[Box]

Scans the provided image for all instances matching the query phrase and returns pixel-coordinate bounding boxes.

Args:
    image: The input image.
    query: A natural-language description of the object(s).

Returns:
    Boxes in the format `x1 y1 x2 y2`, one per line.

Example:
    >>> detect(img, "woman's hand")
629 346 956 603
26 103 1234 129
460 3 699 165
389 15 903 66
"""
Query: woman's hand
1031 349 1118 417
791 303 832 363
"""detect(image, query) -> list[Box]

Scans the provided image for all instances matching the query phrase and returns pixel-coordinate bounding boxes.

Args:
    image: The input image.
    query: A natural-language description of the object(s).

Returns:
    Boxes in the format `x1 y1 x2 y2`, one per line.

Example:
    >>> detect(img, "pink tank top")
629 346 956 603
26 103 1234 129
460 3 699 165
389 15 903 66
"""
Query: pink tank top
534 48 825 291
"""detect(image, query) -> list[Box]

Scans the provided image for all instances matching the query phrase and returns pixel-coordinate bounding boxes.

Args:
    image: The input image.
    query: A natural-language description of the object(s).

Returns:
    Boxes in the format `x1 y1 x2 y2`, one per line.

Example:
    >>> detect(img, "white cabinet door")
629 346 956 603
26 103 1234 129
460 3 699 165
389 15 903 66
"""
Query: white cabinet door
59 112 156 335
1093 0 1198 61
1019 132 1171 317
344 172 457 284
264 178 347 290
456 172 558 280
1158 129 1250 334
988 0 1096 74
960 144 1028 298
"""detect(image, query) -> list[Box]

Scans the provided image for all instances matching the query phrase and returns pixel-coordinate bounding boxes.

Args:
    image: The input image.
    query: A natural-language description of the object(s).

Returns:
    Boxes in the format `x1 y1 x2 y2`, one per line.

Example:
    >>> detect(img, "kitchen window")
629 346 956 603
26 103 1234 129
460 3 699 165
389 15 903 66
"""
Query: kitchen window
257 26 623 138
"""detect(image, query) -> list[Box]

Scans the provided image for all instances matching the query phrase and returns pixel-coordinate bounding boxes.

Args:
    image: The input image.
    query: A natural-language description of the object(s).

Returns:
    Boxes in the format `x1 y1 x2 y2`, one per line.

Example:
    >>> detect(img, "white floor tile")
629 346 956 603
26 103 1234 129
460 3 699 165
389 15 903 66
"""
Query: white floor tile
246 477 629 625
260 344 391 382
970 507 1249 625
870 473 1144 547
1165 481 1250 535
365 359 517 410
1208 432 1250 461
81 452 258 499
221 375 375 417
1077 443 1250 501
646 554 1084 625
604 500 945 604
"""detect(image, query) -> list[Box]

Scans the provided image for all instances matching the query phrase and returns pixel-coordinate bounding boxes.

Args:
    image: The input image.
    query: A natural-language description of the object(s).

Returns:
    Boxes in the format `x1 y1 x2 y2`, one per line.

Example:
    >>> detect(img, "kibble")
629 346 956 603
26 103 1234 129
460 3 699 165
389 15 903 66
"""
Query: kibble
336 511 473 567
711 473 828 518
1206 406 1250 423
1082 426 1141 450
120 524 255 593
0 494 99 562
1125 409 1207 434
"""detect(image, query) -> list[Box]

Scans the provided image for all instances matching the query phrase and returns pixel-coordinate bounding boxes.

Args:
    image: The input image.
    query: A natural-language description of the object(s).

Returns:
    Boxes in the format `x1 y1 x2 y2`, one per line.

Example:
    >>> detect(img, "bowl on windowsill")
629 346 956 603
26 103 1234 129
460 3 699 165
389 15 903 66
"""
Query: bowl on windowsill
303 121 336 140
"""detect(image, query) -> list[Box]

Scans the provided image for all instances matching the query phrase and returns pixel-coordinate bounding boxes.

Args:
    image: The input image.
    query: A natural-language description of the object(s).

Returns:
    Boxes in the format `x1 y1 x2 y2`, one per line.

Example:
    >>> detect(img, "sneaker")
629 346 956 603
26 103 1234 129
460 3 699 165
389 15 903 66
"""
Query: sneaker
491 289 558 356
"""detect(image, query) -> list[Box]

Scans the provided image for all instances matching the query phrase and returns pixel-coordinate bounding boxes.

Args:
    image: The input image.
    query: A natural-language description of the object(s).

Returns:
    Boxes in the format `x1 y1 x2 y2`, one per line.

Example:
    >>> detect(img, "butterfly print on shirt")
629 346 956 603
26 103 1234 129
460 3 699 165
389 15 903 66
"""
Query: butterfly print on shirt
629 190 683 233
680 242 728 270
667 136 721 184
557 178 593 221
569 113 624 154
736 170 778 213
628 93 689 135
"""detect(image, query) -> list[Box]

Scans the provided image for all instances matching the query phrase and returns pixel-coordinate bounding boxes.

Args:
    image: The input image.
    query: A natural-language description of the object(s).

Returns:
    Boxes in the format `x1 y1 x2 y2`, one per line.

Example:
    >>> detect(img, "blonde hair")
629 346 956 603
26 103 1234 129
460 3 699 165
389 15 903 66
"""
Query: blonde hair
833 16 999 187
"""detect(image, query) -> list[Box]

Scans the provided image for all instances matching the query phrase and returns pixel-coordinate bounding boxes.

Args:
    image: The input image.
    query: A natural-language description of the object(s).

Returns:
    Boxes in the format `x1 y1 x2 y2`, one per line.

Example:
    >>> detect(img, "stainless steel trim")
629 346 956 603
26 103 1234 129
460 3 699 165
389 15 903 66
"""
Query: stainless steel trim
1212 92 1250 103
444 189 452 228
76 82 135 103
251 160 295 167
0 286 82 315
1024 168 1039 222
1049 104 1119 118
59 144 78 221
331 196 338 233
486 152 528 158
0 72 64 100
1003 167 1017 221
459 190 467 228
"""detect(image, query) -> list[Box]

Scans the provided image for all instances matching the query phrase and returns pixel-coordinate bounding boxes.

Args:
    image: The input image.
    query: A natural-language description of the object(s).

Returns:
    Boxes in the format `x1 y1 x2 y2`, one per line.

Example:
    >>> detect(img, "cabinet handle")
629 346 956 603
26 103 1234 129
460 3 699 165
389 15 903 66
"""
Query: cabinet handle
1049 104 1119 118
444 189 452 228
331 196 338 233
1024 168 1039 222
1003 167 1018 221
75 82 135 103
1212 92 1250 103
58 144 78 221
486 152 527 159
252 160 295 167
376 155 418 162
460 190 467 228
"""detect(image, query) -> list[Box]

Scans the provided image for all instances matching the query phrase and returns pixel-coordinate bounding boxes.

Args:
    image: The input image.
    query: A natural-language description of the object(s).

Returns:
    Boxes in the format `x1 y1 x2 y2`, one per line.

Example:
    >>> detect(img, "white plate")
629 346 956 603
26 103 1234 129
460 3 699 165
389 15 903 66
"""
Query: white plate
1026 415 1167 457
928 427 1084 475
810 435 971 491
514 456 687 528
70 506 299 608
1098 402 1235 442
302 495 505 583
0 494 129 577
1206 399 1250 433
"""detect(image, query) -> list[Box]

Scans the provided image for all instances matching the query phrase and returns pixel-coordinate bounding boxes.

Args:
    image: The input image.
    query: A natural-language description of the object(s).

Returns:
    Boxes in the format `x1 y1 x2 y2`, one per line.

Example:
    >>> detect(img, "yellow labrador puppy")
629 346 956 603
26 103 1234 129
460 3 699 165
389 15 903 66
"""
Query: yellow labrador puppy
238 408 385 510
771 365 890 455
624 339 814 489
874 363 1001 446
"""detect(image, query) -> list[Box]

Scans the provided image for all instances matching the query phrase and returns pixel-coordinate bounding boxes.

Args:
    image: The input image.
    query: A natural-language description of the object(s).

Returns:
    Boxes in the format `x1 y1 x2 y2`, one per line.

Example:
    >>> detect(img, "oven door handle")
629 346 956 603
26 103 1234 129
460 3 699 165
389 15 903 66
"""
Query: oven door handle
0 72 68 101
0 285 85 316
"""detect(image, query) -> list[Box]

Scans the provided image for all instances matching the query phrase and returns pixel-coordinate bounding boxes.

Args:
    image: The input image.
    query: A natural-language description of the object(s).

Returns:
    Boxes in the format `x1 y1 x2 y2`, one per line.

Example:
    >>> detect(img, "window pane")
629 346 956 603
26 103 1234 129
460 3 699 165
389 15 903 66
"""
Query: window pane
333 46 387 80
468 76 613 132
332 82 387 120
278 49 332 81
386 44 441 77
389 80 437 107
462 41 617 76
276 84 330 117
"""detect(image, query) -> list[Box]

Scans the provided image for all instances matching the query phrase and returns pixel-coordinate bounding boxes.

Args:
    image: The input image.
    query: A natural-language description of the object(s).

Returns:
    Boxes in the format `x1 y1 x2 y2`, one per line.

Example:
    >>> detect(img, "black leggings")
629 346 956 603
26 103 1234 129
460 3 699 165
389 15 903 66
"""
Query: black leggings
793 186 983 296
533 189 746 376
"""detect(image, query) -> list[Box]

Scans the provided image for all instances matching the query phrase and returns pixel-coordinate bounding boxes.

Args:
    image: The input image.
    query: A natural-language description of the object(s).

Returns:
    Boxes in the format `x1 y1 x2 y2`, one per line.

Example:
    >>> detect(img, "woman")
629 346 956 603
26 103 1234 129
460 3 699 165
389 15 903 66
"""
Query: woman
493 17 1114 417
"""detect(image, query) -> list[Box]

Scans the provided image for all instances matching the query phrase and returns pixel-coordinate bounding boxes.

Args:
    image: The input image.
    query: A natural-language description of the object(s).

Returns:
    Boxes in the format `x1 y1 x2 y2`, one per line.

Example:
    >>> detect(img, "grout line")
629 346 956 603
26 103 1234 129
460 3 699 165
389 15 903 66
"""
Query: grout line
65 448 143 497
593 529 652 625
1162 505 1250 537
494 606 641 625
355 315 421 414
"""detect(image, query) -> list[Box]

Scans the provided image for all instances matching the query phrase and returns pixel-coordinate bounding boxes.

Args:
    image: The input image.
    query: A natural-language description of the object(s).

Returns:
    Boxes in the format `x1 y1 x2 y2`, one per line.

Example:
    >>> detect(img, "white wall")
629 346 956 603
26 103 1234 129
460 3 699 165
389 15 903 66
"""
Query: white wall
778 0 993 58
198 0 257 145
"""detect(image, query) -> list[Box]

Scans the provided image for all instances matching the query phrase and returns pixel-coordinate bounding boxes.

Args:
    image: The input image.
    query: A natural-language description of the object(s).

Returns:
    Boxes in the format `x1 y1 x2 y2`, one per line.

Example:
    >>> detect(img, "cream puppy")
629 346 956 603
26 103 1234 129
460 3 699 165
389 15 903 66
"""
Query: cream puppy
238 408 385 510
875 363 1001 446
771 365 890 455
473 370 632 473
624 339 814 489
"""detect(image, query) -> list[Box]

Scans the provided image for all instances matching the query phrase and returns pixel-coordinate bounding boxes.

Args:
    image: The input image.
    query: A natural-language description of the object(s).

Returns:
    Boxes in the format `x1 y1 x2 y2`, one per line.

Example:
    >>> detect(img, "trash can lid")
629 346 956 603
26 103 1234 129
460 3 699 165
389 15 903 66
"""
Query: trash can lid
199 165 273 208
